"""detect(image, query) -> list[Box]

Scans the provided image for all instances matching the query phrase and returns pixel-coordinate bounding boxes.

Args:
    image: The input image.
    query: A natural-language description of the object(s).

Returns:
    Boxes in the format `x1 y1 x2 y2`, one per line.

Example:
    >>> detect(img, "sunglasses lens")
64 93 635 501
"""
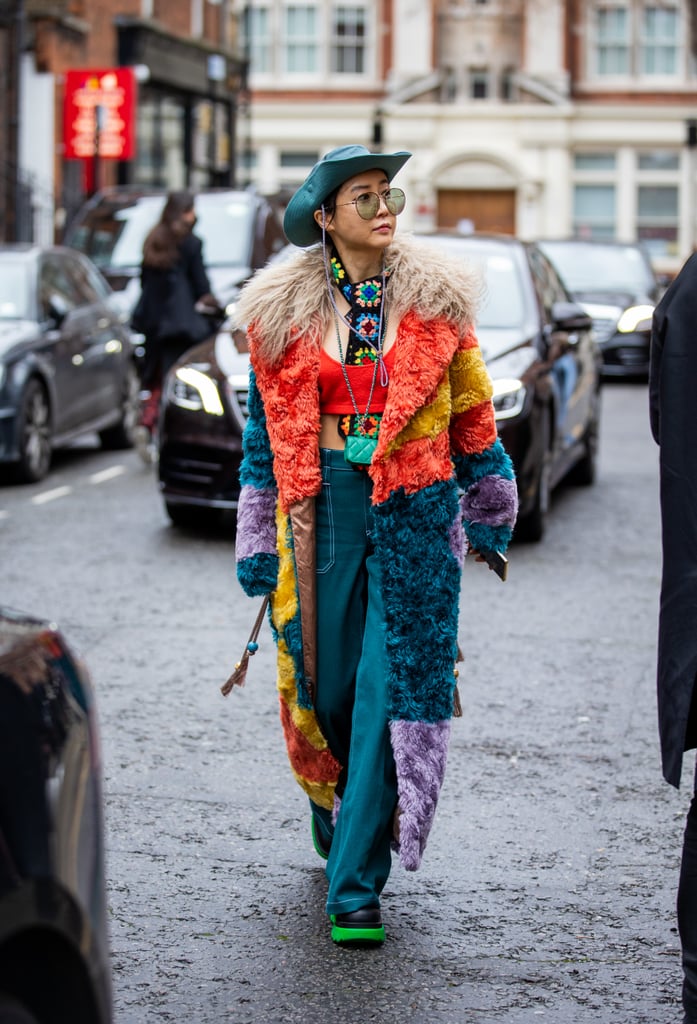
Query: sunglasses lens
385 189 406 215
355 193 380 219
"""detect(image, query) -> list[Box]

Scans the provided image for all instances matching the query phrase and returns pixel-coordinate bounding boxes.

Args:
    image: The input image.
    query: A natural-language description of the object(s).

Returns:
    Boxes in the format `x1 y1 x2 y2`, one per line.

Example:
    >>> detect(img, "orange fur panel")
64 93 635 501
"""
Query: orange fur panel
450 400 498 456
371 434 454 505
253 336 323 513
278 696 342 785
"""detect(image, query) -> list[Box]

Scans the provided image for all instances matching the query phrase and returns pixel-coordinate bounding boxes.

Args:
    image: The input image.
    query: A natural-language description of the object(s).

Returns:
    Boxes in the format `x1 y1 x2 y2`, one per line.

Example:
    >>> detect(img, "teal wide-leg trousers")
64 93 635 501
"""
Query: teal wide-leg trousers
310 448 398 916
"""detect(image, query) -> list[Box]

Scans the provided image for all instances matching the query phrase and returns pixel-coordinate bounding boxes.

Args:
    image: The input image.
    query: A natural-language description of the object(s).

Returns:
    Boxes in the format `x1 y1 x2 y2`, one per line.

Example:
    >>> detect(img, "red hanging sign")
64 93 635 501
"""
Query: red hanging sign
63 68 137 161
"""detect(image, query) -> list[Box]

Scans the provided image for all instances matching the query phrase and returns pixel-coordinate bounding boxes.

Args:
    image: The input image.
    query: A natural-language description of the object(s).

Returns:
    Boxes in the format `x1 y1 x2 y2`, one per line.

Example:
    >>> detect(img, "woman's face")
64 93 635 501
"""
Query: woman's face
314 168 397 256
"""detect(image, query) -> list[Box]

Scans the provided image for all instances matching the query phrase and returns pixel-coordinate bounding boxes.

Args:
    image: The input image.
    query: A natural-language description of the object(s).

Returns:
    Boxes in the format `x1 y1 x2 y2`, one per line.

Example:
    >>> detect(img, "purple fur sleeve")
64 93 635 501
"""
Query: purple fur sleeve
236 485 277 560
460 474 518 528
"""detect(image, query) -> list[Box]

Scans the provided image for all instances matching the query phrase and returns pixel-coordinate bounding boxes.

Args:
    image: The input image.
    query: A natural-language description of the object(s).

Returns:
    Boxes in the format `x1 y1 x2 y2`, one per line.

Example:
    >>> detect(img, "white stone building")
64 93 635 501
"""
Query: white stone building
235 0 697 277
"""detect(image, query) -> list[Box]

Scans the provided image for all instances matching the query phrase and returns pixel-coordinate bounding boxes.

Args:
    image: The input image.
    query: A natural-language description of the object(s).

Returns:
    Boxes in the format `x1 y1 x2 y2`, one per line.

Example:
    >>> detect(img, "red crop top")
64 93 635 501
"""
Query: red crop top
319 345 396 415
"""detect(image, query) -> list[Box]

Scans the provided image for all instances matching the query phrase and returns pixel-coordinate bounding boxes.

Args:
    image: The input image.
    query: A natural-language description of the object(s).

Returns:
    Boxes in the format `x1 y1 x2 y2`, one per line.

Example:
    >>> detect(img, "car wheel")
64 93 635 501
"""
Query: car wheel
569 393 600 487
0 994 40 1024
165 501 223 530
515 408 552 543
15 378 52 483
99 361 140 450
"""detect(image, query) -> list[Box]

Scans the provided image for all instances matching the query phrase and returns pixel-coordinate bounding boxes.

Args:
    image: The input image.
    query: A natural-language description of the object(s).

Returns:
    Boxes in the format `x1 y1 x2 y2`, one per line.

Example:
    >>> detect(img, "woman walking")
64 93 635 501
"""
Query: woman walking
132 190 219 449
233 145 517 946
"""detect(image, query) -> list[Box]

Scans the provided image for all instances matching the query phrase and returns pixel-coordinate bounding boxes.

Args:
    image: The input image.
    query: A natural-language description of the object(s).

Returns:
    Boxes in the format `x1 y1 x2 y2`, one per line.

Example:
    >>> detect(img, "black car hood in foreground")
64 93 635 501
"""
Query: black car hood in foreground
0 608 112 1022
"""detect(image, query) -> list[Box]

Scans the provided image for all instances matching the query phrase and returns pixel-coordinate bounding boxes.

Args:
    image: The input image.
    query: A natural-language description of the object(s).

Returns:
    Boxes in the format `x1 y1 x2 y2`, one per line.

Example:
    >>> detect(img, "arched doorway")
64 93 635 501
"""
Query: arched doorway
434 155 519 235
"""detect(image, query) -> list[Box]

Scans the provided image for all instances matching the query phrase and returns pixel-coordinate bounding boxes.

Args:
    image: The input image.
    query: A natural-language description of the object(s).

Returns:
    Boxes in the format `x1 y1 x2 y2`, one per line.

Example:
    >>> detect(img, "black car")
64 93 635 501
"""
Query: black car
157 325 249 527
537 238 662 379
417 233 602 541
0 245 139 483
63 186 288 315
0 607 112 1024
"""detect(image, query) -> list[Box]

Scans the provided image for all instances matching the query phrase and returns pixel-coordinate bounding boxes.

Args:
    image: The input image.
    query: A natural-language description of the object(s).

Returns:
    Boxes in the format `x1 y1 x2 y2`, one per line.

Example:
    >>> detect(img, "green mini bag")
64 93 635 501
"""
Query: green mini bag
344 433 378 465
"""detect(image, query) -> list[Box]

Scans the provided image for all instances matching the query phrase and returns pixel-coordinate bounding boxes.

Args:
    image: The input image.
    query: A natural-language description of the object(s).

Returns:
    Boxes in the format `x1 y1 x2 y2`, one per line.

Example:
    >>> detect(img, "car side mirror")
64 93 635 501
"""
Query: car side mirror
46 293 70 328
551 301 592 333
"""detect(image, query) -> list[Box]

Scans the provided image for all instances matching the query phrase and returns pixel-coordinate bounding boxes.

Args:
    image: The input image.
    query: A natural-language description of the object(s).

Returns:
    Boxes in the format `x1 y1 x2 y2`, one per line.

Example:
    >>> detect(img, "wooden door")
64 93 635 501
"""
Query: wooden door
437 189 516 234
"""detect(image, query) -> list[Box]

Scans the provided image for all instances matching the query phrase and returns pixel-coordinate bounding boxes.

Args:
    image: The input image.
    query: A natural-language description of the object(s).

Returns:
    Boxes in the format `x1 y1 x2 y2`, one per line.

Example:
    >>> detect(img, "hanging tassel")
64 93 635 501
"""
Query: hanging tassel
221 595 270 697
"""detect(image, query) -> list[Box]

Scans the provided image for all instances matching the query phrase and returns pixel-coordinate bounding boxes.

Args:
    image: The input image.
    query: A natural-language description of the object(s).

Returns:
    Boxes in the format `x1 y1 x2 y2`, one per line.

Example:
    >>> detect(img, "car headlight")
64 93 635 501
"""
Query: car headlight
492 378 526 421
170 367 224 416
617 304 654 333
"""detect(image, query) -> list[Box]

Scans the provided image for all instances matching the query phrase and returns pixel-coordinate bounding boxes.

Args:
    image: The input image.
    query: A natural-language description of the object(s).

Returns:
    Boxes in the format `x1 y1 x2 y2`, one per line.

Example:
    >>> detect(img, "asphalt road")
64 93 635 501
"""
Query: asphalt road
0 382 687 1024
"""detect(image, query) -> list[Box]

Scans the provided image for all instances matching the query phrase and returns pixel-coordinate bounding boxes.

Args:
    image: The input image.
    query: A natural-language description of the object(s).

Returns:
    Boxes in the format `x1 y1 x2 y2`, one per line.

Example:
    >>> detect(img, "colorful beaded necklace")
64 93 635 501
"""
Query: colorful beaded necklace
329 251 391 442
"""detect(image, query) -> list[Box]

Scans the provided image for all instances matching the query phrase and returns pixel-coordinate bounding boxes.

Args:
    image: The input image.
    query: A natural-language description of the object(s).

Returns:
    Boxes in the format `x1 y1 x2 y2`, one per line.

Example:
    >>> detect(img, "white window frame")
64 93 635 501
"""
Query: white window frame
243 1 375 88
587 1 686 87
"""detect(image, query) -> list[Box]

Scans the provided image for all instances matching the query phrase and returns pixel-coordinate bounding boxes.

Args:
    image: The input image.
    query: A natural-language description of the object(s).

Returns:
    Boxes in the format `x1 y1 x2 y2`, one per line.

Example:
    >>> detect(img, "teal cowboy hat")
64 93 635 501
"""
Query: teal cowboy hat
283 144 412 248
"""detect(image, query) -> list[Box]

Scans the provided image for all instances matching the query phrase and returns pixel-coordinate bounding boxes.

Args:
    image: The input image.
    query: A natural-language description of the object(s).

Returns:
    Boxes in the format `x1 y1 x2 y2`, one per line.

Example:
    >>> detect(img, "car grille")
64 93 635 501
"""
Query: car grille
234 387 249 419
591 317 617 344
604 346 648 367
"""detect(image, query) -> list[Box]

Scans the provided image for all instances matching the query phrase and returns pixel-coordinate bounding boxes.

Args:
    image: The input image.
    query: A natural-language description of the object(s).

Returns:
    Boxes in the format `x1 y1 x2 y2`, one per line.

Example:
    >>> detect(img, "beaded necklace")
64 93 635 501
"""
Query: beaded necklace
329 252 390 447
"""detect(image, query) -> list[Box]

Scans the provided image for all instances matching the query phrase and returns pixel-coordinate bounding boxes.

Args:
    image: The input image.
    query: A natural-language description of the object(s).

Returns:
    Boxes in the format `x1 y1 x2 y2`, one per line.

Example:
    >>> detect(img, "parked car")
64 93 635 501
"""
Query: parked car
0 606 112 1024
63 186 288 317
0 244 139 483
156 236 601 541
414 233 601 541
536 238 662 379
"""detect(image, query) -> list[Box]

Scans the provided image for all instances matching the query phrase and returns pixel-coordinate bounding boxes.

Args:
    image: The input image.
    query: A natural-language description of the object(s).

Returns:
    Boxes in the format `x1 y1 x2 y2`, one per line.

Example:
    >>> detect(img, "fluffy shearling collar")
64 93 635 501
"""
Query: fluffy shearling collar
237 233 483 365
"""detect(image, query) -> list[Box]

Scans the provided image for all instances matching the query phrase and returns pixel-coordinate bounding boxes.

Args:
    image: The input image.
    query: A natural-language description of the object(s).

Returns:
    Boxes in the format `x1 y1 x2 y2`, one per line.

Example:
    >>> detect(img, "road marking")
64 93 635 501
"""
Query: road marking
0 510 8 521
31 486 72 505
90 465 126 484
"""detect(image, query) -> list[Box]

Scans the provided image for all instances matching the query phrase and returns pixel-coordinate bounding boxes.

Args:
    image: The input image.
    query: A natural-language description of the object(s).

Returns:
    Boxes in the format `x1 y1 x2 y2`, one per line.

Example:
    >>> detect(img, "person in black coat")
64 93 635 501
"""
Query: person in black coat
132 190 219 430
649 252 697 1024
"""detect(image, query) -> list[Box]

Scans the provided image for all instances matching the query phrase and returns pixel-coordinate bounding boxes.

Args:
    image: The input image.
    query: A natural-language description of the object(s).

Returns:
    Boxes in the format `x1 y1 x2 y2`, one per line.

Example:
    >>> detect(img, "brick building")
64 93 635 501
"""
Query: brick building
0 0 246 243
237 0 697 277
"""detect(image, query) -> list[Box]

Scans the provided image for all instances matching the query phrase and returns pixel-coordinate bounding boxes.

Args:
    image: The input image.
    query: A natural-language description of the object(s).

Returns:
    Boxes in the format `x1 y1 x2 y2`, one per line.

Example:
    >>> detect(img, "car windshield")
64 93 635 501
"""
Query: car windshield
0 259 30 319
539 241 655 293
417 236 525 328
70 193 256 270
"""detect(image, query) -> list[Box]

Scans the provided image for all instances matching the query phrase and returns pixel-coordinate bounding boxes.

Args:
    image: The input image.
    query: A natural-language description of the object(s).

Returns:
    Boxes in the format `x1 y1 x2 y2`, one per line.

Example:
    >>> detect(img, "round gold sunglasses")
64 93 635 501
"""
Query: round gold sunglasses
334 188 406 220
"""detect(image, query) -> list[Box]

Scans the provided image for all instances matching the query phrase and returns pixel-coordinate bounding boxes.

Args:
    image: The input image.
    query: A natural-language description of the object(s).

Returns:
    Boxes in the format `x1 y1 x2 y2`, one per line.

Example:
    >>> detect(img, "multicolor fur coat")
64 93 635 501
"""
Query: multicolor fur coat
235 234 517 871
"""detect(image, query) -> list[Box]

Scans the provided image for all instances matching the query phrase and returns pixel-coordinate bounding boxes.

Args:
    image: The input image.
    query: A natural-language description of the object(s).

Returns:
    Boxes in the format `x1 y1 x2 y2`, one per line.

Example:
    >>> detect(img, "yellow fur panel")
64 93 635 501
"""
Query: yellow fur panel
271 510 297 630
288 773 336 811
385 379 451 456
450 348 493 414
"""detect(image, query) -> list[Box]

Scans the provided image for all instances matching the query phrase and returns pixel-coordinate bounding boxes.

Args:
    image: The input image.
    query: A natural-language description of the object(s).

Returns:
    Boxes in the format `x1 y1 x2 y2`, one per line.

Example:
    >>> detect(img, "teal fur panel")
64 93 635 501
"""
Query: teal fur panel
240 370 276 490
283 517 313 710
373 479 461 722
237 553 279 596
454 437 515 491
464 519 514 553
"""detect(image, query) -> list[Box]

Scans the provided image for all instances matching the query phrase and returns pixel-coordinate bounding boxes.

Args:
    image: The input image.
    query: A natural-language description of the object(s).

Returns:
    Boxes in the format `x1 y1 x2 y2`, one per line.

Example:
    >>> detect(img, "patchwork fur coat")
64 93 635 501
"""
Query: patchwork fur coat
235 234 517 870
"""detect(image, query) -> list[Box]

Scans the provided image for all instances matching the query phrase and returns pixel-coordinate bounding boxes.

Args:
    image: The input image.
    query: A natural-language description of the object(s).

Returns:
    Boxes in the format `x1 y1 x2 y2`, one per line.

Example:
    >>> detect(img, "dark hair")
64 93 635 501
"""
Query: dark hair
142 190 195 269
160 190 195 227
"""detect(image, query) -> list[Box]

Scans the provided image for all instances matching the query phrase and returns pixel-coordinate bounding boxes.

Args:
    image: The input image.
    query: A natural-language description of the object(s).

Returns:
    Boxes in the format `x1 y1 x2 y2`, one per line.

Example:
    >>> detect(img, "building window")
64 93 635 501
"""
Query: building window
641 6 678 74
637 185 679 261
244 5 272 74
638 150 679 171
593 2 682 79
280 150 319 167
573 184 616 240
331 6 366 73
469 68 489 99
596 6 629 75
574 152 616 172
284 6 319 73
243 1 372 82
